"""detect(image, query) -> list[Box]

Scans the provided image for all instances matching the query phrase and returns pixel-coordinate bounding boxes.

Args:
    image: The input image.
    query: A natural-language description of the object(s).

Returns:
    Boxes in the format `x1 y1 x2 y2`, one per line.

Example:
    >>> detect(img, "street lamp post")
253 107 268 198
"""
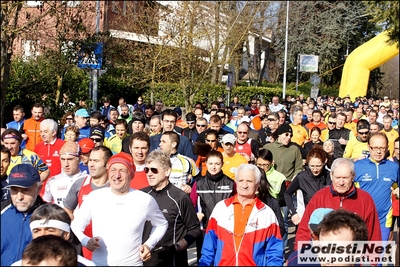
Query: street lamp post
282 1 289 99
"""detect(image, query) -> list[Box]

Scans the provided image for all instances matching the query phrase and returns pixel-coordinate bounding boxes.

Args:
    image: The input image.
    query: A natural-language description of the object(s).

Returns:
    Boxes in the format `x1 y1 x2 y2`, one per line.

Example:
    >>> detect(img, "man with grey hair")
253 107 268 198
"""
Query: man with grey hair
293 158 382 250
34 119 65 196
199 163 284 266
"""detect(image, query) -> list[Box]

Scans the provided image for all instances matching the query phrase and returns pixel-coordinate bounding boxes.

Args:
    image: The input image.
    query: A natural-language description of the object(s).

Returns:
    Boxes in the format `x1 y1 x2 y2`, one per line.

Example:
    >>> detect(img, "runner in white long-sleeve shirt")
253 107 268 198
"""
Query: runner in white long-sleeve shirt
71 152 168 266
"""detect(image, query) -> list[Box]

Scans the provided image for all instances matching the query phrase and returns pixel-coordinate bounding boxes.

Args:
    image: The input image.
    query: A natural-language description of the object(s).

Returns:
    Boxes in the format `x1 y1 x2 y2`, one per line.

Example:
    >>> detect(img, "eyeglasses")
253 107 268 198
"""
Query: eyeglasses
197 124 206 127
369 146 387 152
66 117 74 120
90 138 102 143
187 121 195 124
328 121 336 125
205 139 217 143
144 167 159 174
267 118 276 121
237 131 248 135
358 131 370 135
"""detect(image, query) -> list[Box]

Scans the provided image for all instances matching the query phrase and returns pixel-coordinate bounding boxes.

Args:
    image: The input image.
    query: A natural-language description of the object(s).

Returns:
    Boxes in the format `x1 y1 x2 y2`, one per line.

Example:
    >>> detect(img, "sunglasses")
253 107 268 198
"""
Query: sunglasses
205 139 216 142
237 131 248 134
187 121 195 124
90 138 102 143
197 124 206 127
66 117 74 120
358 131 370 135
267 118 276 121
328 121 336 125
144 167 159 174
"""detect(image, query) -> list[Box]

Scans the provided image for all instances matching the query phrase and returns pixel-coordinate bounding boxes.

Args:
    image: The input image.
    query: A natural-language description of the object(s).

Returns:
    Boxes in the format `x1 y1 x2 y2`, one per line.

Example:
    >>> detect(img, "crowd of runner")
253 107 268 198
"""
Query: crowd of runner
1 93 399 266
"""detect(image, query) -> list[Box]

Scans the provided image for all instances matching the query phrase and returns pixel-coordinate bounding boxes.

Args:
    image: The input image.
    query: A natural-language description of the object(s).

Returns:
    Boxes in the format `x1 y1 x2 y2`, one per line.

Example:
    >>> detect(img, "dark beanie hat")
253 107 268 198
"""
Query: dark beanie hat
277 123 293 136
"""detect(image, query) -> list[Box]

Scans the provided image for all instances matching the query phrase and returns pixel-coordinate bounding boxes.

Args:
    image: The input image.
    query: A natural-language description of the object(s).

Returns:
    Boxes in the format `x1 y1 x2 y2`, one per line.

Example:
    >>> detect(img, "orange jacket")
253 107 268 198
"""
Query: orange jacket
23 117 44 151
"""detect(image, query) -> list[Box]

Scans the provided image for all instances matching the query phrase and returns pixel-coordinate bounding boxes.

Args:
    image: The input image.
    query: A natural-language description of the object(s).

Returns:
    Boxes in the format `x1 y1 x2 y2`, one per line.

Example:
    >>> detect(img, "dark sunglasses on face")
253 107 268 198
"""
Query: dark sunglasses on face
328 121 336 125
90 138 102 143
197 124 206 127
358 131 370 135
144 167 159 174
66 117 74 120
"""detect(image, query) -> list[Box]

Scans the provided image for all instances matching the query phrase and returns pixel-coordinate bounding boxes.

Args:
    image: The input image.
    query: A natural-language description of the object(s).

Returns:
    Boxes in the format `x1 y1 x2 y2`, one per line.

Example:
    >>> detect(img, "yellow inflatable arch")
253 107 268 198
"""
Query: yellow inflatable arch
339 31 399 101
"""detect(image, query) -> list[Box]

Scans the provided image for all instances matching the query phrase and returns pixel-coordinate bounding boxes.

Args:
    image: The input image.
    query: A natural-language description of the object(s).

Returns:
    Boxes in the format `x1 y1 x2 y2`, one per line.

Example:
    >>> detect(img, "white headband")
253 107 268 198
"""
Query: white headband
30 219 70 233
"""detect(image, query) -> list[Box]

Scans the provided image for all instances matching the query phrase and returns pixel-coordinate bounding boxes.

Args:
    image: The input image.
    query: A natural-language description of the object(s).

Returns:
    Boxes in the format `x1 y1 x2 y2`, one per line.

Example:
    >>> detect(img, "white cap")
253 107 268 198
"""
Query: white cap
222 134 236 144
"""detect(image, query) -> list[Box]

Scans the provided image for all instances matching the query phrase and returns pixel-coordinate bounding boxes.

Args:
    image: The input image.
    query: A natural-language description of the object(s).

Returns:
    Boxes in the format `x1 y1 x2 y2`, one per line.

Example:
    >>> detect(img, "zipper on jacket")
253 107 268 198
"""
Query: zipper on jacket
18 214 29 260
340 196 344 208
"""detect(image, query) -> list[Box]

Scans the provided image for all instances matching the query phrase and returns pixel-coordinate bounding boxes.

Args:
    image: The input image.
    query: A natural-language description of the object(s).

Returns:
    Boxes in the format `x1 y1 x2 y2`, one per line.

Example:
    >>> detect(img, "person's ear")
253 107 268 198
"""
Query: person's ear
62 232 71 241
172 142 177 149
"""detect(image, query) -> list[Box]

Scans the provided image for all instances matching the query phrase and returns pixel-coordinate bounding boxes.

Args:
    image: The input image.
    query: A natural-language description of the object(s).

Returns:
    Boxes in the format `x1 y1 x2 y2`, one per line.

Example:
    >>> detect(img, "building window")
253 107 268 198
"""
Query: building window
26 1 43 7
22 40 40 61
112 1 119 14
62 1 80 7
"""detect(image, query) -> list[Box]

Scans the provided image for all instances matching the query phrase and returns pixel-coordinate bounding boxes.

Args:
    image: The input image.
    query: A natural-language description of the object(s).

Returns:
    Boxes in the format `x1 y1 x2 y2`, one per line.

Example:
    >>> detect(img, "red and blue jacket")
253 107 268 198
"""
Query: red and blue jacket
199 196 283 266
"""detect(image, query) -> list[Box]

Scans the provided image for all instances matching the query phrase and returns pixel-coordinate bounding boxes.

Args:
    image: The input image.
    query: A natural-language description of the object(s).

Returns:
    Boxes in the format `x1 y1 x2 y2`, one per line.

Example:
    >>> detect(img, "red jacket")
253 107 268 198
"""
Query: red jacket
294 185 381 250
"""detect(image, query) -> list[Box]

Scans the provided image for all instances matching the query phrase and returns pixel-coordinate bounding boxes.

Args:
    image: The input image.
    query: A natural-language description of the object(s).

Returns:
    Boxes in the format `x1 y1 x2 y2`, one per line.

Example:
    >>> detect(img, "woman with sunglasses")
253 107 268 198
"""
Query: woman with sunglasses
284 146 331 226
189 150 235 264
193 130 224 176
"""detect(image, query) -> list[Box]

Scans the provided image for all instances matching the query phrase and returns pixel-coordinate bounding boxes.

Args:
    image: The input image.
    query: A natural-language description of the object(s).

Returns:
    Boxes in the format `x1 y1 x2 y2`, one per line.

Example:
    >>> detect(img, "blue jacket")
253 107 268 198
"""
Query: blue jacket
354 157 399 228
1 197 44 266
150 132 196 161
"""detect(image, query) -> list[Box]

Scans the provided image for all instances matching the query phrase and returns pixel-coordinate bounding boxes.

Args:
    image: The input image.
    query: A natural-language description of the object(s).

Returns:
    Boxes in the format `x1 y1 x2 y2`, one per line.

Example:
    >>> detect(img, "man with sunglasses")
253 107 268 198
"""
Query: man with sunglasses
343 119 370 161
141 150 201 266
182 112 198 144
234 122 260 163
328 112 353 158
196 115 230 146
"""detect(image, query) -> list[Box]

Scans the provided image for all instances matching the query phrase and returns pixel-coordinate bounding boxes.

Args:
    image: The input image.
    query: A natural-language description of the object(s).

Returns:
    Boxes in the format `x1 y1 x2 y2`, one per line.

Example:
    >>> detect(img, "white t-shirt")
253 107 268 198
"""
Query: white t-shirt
71 187 168 266
43 171 88 208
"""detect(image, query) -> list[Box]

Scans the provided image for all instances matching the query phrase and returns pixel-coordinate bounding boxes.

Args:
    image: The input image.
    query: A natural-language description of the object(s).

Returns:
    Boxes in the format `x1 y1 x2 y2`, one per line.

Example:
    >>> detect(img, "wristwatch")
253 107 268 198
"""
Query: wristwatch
174 243 181 252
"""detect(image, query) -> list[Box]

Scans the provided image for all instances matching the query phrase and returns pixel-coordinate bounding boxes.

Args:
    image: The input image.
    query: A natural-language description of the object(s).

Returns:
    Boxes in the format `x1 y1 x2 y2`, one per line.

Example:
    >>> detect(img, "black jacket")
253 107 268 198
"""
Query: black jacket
142 183 201 267
284 166 331 215
194 170 235 229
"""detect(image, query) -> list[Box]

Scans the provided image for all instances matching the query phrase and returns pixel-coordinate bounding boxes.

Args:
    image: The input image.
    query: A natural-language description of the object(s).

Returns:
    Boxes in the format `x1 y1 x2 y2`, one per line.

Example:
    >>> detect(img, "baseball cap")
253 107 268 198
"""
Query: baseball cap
277 124 292 136
330 106 336 112
308 208 334 233
173 107 182 116
60 141 81 157
221 134 236 145
185 113 196 122
78 138 95 154
107 152 135 178
75 108 90 118
357 123 370 131
8 164 40 188
90 127 104 140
